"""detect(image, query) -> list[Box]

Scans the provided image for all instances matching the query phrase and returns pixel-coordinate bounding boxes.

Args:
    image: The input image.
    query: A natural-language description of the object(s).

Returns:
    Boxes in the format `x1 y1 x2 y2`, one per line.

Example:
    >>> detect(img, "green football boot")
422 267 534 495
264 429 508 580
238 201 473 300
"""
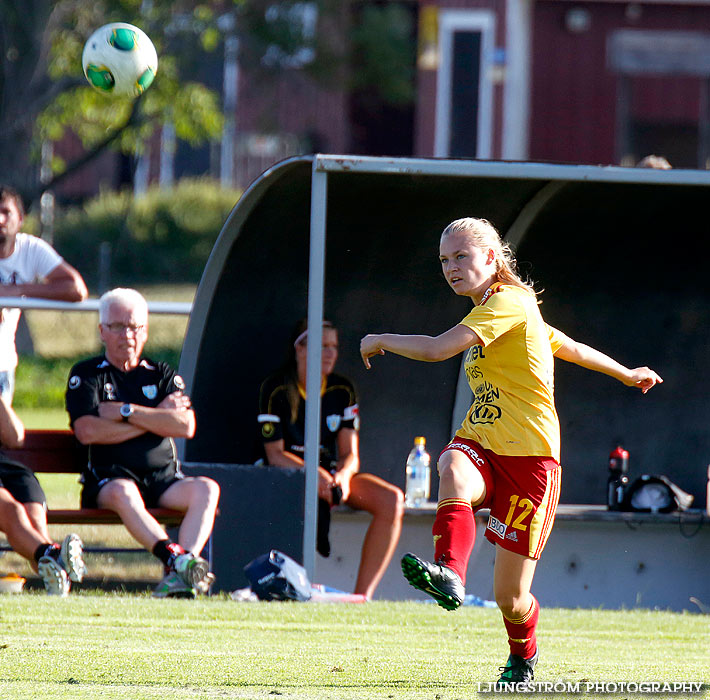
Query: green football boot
401 552 464 611
497 648 539 684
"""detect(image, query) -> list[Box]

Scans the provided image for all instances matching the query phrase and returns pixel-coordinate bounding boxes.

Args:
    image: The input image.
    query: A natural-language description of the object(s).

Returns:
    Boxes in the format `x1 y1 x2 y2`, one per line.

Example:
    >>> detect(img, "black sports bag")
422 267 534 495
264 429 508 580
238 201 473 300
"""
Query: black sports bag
243 549 312 602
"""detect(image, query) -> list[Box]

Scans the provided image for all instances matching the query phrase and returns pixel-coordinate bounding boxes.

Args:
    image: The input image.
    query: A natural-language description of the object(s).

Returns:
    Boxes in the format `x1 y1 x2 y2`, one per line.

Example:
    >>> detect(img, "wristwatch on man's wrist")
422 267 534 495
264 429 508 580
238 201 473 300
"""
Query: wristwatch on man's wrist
120 403 134 422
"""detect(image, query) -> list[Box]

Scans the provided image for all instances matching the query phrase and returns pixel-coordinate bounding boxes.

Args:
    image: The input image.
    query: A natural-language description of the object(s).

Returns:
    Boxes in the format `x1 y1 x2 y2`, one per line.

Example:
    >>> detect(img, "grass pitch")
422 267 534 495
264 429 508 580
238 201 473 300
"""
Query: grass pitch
0 595 706 700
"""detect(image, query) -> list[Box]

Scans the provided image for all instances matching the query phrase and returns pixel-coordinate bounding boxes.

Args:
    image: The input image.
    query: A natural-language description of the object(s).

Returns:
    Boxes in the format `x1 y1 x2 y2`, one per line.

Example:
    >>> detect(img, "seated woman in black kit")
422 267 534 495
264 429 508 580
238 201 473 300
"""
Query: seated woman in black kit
257 319 404 600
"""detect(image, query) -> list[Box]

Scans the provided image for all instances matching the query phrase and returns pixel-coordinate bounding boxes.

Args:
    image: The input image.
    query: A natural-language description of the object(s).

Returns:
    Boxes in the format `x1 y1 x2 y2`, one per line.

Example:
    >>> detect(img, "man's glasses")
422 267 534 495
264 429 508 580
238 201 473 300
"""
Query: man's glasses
103 323 145 334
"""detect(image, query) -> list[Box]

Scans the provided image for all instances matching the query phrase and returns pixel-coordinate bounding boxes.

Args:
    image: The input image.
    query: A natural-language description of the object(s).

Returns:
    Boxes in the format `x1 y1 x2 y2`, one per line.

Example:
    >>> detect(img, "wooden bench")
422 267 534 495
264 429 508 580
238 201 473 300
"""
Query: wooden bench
4 429 183 527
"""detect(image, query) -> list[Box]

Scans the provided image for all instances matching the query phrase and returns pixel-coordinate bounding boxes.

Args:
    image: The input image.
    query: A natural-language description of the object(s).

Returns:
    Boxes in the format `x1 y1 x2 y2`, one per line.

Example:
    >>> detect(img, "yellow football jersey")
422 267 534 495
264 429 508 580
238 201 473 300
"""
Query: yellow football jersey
456 283 568 461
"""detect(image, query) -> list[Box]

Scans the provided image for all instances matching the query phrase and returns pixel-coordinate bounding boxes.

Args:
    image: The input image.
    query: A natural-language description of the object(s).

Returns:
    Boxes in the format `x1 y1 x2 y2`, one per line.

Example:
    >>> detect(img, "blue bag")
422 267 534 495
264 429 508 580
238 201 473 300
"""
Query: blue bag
244 550 312 602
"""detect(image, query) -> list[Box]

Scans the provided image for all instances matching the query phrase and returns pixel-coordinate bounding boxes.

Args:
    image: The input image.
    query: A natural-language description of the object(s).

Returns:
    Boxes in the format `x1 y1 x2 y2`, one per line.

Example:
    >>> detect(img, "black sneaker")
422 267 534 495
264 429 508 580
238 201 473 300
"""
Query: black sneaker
497 648 539 684
401 552 464 611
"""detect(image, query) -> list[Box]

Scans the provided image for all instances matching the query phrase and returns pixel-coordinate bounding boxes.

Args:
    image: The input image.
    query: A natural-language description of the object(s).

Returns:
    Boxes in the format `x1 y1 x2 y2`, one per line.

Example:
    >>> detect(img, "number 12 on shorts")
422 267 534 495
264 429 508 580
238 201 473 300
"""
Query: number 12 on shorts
504 494 533 531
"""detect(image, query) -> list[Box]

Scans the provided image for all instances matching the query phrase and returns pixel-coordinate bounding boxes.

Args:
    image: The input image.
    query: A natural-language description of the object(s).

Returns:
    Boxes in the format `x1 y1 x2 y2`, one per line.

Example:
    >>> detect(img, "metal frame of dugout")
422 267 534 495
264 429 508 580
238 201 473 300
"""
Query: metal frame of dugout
176 155 710 602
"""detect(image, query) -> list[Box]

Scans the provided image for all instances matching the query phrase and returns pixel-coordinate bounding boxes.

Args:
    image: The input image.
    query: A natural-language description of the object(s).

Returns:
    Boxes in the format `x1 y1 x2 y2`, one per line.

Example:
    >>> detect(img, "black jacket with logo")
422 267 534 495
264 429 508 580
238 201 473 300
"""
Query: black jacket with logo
66 355 184 472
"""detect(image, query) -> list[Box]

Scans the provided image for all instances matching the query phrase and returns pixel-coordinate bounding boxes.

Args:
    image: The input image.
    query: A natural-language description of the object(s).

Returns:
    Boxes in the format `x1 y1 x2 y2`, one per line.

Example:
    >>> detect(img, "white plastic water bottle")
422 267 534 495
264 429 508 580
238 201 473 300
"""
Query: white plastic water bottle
405 436 431 507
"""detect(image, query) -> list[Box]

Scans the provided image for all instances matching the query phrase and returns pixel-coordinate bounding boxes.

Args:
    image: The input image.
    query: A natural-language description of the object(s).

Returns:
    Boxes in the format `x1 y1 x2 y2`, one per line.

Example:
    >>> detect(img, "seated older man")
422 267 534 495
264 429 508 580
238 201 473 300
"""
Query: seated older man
65 288 220 598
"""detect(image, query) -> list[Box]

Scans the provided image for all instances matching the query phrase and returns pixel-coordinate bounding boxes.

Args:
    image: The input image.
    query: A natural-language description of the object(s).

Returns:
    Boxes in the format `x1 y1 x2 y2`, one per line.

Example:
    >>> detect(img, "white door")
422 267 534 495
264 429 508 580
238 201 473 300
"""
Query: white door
435 10 496 159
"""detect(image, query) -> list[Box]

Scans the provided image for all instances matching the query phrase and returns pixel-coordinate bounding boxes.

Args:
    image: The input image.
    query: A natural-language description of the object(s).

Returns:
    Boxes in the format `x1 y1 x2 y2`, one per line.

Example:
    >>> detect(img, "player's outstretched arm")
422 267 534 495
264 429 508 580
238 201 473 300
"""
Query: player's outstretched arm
360 325 480 368
555 337 663 394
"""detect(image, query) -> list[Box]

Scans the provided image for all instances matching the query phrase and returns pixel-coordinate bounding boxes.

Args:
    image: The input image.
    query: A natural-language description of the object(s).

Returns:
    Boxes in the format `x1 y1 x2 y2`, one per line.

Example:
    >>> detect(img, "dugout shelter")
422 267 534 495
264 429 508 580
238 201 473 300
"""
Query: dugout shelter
179 155 710 592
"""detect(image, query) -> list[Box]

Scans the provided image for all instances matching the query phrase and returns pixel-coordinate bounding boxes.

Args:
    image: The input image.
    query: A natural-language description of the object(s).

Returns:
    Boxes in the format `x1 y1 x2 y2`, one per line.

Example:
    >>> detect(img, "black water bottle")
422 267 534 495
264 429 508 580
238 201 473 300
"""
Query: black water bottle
607 445 629 510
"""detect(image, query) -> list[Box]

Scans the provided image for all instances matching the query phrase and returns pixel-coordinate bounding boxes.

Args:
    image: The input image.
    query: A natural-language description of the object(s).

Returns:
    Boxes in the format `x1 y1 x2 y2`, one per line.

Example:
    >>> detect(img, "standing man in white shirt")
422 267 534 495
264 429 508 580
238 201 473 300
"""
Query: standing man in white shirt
0 185 88 401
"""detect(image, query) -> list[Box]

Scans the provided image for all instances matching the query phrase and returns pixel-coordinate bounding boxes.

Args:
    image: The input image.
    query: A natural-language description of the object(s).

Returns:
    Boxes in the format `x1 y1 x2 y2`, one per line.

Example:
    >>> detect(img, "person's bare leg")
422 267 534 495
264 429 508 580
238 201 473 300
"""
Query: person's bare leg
437 448 486 504
0 490 49 572
97 479 168 551
24 502 51 541
158 477 220 553
493 547 537 619
345 474 404 599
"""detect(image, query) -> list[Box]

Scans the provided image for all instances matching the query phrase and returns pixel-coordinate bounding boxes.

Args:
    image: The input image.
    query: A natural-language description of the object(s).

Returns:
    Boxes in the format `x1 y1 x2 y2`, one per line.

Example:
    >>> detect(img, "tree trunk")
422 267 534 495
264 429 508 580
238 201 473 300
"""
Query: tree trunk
0 0 54 203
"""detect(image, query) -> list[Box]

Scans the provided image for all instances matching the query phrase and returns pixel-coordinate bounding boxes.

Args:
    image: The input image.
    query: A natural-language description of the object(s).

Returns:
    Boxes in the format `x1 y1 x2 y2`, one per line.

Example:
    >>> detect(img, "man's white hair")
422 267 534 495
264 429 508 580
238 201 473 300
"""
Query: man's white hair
98 288 148 324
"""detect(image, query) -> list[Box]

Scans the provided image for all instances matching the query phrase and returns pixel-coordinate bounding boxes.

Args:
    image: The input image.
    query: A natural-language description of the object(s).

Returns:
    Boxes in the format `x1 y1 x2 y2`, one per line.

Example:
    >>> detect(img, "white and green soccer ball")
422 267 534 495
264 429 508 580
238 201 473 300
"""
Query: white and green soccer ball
82 22 158 98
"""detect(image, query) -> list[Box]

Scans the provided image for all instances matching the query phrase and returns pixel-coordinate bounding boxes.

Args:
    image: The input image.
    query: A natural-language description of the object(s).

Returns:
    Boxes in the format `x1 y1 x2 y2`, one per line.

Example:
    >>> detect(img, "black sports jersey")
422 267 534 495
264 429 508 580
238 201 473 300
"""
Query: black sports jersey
65 355 186 472
257 372 359 466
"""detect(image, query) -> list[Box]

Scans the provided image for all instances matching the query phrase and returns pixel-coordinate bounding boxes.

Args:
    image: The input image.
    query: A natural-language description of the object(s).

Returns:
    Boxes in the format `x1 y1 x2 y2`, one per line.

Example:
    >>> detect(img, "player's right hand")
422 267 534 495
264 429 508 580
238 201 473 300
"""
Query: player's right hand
360 334 385 369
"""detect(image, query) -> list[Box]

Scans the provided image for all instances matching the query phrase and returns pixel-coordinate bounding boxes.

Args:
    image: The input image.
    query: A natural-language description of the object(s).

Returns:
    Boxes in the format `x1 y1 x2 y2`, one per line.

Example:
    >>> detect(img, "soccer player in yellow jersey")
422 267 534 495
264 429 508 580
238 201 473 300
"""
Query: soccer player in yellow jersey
360 217 662 684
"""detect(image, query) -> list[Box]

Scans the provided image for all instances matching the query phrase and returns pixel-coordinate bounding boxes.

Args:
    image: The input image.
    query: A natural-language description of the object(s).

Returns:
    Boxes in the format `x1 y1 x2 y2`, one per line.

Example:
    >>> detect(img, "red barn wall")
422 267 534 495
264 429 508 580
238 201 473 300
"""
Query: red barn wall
531 1 710 165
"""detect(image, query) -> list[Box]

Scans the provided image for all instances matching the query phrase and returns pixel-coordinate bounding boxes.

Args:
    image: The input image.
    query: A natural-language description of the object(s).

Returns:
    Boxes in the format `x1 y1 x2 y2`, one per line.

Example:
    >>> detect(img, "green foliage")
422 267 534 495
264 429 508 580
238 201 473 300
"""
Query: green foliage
14 356 76 409
52 178 240 287
350 4 415 106
1 1 237 198
38 7 226 161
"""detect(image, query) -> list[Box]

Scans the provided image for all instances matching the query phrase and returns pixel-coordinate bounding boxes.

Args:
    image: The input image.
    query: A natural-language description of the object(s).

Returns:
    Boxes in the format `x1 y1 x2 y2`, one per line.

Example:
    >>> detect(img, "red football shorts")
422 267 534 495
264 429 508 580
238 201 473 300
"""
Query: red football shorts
440 437 561 559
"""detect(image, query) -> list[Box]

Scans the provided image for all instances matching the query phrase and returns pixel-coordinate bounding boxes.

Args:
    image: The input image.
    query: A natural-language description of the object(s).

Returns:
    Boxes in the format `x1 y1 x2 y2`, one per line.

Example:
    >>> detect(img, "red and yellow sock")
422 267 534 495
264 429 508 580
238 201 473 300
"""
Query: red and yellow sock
502 595 539 659
432 498 475 583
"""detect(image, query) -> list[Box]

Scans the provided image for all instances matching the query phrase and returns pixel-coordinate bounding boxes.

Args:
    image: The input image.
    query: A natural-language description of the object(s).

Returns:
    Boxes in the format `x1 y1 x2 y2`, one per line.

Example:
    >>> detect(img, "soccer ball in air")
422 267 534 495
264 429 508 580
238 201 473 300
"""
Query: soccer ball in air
82 23 158 98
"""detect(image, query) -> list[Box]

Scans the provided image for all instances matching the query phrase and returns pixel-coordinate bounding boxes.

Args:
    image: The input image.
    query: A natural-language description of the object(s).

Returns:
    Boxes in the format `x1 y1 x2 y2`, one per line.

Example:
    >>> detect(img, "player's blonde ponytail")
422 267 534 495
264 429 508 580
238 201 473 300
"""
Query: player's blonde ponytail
441 218 537 297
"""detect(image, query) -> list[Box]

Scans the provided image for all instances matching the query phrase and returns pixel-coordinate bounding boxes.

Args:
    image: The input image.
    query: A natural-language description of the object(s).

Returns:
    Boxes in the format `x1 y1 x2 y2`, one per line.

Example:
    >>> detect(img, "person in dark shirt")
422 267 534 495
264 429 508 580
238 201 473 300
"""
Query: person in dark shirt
258 319 404 600
66 288 220 598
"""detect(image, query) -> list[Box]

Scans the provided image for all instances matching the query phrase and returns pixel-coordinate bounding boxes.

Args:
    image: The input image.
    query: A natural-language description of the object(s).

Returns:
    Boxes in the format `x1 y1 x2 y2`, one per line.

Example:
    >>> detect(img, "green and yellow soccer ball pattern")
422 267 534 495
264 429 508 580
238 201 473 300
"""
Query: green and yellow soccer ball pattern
82 22 158 98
